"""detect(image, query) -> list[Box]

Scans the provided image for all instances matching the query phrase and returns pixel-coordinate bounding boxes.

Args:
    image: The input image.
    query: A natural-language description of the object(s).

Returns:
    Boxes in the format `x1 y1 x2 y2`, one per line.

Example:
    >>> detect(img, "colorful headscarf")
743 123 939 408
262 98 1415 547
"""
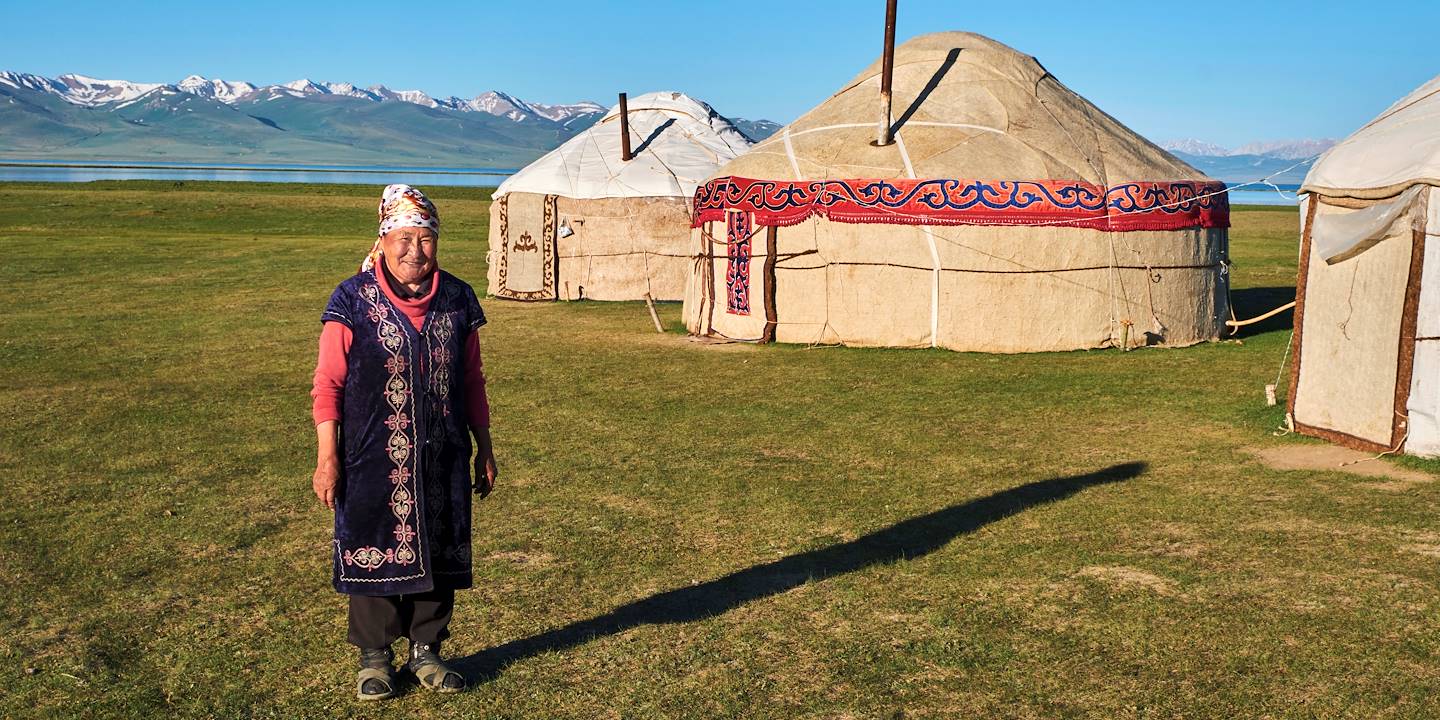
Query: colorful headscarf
361 184 441 272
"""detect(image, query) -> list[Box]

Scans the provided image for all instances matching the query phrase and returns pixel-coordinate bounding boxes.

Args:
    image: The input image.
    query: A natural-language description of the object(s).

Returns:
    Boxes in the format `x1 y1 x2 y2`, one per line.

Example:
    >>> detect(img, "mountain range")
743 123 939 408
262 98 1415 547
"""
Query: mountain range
0 70 1329 186
1159 138 1337 186
0 71 778 167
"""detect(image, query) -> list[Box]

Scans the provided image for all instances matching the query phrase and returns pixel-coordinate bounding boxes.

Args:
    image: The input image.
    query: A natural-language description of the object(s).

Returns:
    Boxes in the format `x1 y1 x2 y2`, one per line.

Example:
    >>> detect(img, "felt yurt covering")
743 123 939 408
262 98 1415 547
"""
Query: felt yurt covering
487 91 752 301
682 32 1231 352
1289 74 1440 457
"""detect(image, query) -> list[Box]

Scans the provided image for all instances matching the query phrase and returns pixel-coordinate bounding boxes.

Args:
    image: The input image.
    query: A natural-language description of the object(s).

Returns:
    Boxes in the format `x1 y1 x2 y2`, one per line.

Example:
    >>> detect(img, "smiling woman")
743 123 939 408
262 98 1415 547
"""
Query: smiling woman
309 183 499 700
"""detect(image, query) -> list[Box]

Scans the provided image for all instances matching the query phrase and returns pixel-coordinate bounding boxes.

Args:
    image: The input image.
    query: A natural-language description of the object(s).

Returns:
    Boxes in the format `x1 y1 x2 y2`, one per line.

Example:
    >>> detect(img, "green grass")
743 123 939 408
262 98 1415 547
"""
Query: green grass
2 183 1438 719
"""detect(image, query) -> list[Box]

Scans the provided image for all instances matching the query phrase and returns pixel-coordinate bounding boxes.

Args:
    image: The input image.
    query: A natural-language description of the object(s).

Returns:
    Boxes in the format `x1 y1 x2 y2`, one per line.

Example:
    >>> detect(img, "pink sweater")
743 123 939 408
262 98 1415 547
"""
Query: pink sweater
311 264 490 429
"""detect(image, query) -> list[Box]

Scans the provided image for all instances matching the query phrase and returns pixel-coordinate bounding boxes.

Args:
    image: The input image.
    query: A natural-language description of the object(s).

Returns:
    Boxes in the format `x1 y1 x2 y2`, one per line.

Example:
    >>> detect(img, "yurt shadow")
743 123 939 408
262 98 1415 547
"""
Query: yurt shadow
890 47 960 135
632 118 676 156
454 462 1145 682
1229 286 1296 337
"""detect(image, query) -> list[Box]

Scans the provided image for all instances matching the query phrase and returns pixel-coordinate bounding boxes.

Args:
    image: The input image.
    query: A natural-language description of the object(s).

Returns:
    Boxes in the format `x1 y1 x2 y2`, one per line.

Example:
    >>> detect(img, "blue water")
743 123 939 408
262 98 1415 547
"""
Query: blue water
0 160 515 187
1227 185 1300 207
0 161 1305 209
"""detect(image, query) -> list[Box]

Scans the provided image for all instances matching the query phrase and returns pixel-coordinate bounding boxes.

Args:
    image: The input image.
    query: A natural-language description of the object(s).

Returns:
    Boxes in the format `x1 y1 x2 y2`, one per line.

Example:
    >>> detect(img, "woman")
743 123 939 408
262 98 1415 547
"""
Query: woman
311 184 497 700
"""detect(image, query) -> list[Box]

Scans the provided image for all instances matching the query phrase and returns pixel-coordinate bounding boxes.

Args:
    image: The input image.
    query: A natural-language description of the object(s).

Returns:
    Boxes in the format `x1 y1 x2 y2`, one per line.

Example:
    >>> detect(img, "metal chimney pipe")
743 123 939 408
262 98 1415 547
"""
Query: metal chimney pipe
876 0 898 146
618 92 633 161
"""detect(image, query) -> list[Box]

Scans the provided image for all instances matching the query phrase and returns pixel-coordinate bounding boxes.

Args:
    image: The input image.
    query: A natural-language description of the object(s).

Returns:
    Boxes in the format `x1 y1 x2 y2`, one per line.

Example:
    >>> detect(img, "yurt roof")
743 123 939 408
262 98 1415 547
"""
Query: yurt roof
1302 74 1440 200
711 32 1207 185
495 91 753 201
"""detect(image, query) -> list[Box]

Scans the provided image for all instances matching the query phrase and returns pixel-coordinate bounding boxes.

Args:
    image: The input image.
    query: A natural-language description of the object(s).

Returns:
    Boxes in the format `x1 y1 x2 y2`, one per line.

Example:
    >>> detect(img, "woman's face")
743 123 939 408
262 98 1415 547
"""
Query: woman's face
380 227 438 285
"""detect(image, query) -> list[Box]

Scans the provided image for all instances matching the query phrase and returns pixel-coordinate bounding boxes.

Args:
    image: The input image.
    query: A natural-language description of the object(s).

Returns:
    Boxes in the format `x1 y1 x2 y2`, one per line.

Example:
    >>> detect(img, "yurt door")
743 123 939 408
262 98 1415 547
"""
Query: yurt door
494 193 558 301
1292 199 1423 450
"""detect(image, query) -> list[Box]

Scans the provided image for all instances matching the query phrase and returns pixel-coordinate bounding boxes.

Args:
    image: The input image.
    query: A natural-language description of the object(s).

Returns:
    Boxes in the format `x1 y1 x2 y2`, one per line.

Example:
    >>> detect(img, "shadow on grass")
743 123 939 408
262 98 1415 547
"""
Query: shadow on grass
1229 286 1296 338
455 462 1145 681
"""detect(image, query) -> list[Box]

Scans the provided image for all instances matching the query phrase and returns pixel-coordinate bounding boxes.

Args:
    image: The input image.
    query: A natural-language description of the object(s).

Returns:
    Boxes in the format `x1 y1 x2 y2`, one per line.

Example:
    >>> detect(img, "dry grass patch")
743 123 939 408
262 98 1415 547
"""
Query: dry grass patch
1250 444 1435 489
1074 565 1180 595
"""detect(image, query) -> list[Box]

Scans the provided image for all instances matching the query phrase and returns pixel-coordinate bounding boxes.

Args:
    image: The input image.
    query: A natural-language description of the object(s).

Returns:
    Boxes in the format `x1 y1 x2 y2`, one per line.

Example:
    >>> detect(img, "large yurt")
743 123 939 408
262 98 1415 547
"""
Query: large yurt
487 91 753 301
682 32 1230 352
1288 74 1440 457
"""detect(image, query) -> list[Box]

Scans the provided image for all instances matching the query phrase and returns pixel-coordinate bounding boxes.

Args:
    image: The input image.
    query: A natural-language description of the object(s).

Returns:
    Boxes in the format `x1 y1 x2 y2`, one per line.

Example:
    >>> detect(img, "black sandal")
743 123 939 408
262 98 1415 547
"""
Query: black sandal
356 646 396 701
406 641 465 693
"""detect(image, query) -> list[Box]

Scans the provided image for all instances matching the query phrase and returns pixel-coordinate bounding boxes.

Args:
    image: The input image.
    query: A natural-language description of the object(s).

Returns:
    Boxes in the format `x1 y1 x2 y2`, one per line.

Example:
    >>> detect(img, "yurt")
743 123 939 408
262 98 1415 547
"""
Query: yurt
487 91 753 301
682 32 1230 352
1288 74 1440 457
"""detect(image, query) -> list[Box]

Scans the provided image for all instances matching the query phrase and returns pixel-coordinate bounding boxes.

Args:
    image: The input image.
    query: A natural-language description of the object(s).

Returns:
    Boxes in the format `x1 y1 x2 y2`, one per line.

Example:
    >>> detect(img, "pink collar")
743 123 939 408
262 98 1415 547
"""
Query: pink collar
377 261 440 312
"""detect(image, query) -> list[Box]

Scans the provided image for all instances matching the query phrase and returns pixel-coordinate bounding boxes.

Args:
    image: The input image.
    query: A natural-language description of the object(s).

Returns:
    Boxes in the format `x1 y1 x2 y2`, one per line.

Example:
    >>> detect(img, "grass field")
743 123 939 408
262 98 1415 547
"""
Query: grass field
3 181 1439 719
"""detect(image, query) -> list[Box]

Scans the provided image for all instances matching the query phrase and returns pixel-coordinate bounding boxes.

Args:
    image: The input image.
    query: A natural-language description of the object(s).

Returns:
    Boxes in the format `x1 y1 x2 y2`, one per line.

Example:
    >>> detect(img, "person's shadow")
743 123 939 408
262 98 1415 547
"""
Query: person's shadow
455 462 1145 681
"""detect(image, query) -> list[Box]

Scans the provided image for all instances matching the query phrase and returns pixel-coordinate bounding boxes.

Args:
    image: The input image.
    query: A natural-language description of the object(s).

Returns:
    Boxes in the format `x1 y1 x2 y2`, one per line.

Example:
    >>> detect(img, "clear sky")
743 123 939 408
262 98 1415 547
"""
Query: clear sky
3 1 1434 147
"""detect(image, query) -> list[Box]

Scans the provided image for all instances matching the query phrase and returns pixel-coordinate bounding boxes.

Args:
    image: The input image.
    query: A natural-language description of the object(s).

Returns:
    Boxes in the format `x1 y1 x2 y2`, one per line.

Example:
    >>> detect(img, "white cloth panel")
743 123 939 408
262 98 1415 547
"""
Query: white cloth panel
1417 187 1440 339
1304 74 1440 196
1313 186 1425 264
1409 344 1440 456
495 91 752 200
1406 187 1440 456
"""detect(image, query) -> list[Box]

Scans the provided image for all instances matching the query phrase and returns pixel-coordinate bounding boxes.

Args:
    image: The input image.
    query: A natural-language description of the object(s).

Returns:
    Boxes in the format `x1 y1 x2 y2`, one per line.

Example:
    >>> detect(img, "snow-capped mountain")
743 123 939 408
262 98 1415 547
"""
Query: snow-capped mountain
1160 138 1339 186
277 78 388 101
112 86 186 111
0 70 68 95
54 74 164 106
368 86 440 108
0 70 691 134
1159 138 1228 157
1229 139 1338 160
316 82 380 101
468 90 542 120
1160 138 1337 160
0 69 781 167
279 78 330 96
177 75 256 103
733 118 783 142
534 100 607 125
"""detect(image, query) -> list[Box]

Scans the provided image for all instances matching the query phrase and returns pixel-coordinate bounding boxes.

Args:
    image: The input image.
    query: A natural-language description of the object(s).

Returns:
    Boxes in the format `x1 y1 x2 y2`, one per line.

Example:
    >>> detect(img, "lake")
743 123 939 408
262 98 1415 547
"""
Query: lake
1228 187 1301 207
0 160 1302 207
0 160 516 187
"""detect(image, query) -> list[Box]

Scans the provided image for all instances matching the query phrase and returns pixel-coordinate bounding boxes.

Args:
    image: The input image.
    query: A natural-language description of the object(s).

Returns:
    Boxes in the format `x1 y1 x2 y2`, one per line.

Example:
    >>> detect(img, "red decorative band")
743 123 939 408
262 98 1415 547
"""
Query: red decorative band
691 176 1230 231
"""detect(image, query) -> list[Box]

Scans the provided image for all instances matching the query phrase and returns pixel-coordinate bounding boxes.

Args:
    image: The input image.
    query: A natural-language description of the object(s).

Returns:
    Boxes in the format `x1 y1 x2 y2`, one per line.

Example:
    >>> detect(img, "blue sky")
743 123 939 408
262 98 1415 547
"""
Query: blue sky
3 1 1435 147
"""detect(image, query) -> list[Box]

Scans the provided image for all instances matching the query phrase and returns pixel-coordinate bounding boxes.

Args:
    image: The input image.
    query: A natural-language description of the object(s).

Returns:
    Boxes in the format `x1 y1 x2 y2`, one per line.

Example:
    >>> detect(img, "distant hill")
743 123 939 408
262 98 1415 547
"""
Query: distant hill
1159 138 1337 186
732 118 782 142
0 71 780 167
16 67 1328 180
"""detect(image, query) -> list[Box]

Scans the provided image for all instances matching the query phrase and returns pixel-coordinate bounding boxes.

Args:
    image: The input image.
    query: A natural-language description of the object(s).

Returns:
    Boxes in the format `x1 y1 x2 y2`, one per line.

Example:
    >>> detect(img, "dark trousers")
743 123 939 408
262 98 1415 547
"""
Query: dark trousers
347 589 455 649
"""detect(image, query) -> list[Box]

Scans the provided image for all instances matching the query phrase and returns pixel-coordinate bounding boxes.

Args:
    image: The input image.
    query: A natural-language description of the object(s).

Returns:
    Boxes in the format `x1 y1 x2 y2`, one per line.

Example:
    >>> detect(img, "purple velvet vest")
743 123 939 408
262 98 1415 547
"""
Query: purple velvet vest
321 268 486 596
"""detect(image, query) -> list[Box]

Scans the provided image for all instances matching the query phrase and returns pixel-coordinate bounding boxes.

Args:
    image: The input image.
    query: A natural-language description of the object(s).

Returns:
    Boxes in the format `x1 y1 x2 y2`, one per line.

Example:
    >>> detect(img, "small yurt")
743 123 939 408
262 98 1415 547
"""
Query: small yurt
1288 74 1440 457
682 32 1230 352
488 91 753 301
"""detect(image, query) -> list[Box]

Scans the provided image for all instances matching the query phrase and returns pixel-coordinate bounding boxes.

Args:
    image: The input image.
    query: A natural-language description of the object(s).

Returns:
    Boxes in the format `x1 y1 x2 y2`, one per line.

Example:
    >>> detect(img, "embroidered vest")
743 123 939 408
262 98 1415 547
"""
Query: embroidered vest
321 268 486 595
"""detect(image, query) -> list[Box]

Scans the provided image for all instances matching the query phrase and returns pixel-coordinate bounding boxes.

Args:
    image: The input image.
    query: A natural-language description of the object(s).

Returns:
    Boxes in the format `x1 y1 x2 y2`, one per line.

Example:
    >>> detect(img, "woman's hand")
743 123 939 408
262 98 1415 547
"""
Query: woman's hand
313 456 340 510
474 427 498 499
314 420 341 510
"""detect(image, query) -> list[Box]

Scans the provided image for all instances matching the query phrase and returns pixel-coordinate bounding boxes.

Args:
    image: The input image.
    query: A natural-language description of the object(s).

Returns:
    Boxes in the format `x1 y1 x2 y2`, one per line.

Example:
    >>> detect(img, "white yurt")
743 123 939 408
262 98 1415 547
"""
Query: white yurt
487 91 753 301
1289 74 1440 456
682 32 1231 352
